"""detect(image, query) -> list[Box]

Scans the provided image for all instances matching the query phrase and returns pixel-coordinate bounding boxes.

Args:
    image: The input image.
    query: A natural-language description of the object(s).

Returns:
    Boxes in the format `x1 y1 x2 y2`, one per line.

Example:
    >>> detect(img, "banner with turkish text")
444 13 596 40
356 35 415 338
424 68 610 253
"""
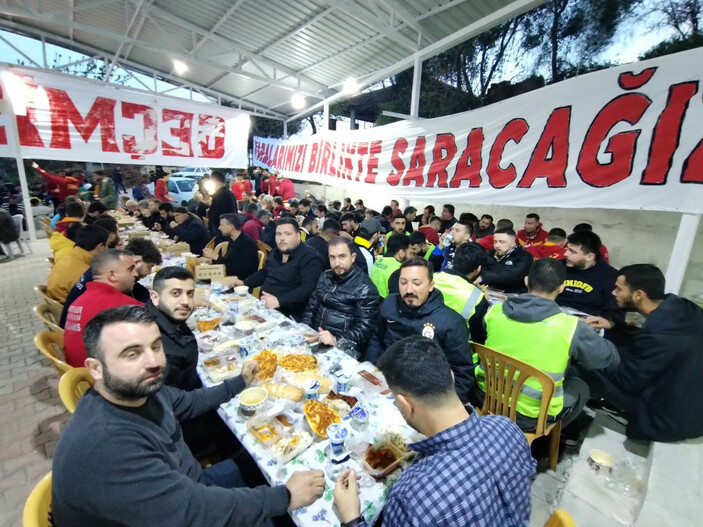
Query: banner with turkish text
254 48 703 213
0 66 250 167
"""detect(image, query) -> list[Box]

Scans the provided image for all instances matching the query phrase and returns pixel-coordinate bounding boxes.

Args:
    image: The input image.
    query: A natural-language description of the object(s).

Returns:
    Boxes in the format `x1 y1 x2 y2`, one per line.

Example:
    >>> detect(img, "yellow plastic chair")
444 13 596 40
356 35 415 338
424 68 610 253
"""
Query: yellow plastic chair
22 471 52 527
252 249 267 299
544 509 577 527
34 285 65 318
204 237 217 251
34 332 71 375
472 342 562 471
58 367 94 414
33 305 64 335
214 241 229 259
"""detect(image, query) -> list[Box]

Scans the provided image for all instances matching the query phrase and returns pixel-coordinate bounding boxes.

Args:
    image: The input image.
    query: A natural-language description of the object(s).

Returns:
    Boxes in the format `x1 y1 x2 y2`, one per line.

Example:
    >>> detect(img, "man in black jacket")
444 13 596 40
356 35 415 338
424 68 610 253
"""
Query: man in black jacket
170 206 209 255
476 228 532 293
366 258 475 403
302 237 380 357
207 170 238 239
204 213 259 280
234 217 324 320
306 219 340 270
580 264 703 442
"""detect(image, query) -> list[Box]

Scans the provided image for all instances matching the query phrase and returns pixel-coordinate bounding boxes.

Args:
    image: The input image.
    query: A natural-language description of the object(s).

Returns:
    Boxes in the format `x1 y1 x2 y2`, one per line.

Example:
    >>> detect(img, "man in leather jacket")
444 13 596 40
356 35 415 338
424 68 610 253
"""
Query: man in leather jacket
302 237 380 357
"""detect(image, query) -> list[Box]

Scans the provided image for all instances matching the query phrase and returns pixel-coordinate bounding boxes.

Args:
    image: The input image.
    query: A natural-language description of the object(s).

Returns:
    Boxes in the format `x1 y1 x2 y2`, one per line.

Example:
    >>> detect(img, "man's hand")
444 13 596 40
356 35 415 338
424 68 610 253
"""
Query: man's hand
285 470 325 509
31 162 39 169
261 291 280 309
169 221 178 230
202 248 215 259
229 277 244 287
585 316 614 330
333 469 362 523
241 360 259 385
318 329 336 346
154 223 162 231
473 275 483 285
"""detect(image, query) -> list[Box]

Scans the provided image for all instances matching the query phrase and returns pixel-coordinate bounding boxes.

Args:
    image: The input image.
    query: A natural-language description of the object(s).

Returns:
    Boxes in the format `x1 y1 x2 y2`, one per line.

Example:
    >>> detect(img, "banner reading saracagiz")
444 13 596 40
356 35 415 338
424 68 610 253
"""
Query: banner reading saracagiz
254 48 703 214
0 66 250 167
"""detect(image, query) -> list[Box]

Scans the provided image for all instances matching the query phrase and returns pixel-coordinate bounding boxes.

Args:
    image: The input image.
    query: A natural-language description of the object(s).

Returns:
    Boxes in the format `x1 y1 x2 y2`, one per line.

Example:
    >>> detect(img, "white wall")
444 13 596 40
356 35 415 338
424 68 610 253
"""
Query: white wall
293 181 703 303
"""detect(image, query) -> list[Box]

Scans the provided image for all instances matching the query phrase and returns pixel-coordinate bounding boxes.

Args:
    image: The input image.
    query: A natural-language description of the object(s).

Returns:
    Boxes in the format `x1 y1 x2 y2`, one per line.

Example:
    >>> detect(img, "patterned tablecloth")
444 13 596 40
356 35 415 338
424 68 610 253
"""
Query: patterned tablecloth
195 300 419 527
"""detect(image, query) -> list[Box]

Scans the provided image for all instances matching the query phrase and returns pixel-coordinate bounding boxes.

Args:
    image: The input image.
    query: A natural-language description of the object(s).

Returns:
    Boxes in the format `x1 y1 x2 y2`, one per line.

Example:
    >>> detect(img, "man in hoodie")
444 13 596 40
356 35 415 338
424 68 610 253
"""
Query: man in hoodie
516 213 548 248
556 230 624 330
477 258 620 431
580 264 703 442
170 206 209 256
366 258 474 402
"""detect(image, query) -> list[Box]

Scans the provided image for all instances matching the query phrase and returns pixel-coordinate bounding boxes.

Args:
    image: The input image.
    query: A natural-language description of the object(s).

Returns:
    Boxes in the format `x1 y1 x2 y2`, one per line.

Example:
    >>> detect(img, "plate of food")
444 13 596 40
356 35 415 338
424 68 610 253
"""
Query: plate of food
278 354 317 372
252 349 278 381
303 400 341 438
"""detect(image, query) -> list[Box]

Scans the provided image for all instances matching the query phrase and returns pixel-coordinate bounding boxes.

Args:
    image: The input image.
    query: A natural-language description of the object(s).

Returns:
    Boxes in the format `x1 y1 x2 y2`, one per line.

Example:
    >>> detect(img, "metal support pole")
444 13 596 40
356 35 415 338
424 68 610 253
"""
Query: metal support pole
323 102 330 131
665 213 701 295
283 121 288 139
349 108 357 130
410 56 422 118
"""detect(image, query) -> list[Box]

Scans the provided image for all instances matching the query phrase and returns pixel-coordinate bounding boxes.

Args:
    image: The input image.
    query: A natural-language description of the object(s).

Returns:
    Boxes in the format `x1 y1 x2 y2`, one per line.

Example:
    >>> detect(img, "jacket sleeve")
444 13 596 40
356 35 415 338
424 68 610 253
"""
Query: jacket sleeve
441 314 475 402
229 239 260 280
274 251 325 310
364 301 388 364
163 376 245 422
337 282 380 350
468 297 490 345
606 331 674 394
301 275 324 327
243 265 268 288
569 321 620 370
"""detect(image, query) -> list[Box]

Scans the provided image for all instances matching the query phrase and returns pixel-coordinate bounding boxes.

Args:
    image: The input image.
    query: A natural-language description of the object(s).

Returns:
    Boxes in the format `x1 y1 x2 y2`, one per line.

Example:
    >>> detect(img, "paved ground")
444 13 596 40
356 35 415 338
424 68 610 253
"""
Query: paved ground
0 238 571 526
0 240 69 527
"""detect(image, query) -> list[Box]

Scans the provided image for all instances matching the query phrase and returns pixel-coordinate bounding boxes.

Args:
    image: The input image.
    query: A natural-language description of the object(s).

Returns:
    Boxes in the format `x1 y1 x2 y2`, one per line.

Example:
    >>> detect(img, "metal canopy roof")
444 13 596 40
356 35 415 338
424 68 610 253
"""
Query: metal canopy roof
0 0 546 121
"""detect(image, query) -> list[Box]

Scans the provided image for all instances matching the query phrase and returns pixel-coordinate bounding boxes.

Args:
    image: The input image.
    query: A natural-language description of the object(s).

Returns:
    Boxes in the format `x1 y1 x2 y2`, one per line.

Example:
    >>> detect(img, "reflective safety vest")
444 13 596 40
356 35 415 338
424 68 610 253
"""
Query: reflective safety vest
370 256 401 297
479 303 578 418
433 272 484 322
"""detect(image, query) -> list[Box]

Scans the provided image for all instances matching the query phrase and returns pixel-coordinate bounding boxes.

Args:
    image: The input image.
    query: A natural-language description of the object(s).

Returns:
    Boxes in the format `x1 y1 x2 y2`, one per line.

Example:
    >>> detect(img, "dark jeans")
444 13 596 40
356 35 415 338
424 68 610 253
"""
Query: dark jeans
574 365 637 416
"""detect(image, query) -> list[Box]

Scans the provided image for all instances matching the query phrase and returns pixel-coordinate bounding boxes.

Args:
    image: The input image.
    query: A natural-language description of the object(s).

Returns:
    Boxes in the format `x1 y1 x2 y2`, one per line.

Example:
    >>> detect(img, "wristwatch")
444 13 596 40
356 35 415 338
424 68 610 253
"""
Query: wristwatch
341 516 365 527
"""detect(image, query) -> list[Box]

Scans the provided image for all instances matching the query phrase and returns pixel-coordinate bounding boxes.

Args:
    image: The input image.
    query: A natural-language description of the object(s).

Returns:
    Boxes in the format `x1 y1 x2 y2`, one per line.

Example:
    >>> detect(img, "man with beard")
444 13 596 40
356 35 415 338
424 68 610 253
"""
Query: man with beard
208 170 238 239
340 212 361 239
302 237 380 357
63 249 141 367
203 213 259 280
429 220 474 271
334 337 535 527
578 265 703 442
366 258 474 402
306 219 340 269
169 206 210 256
516 213 548 248
370 233 409 298
475 214 495 239
556 230 624 329
52 305 326 526
476 228 532 294
233 217 324 320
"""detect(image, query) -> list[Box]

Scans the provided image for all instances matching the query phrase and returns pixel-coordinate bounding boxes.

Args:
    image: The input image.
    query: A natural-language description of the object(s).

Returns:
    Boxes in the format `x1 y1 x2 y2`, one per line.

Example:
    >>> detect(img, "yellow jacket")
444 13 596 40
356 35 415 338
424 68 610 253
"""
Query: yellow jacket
49 232 75 263
47 247 94 303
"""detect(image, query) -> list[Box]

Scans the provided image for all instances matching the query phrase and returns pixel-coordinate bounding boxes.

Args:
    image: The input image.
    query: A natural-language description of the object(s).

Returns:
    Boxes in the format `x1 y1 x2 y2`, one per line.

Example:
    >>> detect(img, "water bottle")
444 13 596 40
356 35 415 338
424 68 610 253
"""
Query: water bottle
212 282 222 296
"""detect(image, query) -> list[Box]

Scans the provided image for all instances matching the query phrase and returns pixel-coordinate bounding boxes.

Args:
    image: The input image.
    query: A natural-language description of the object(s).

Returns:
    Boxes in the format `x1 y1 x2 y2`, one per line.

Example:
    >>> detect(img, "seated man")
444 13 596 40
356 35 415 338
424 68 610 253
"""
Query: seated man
516 212 548 248
302 237 380 357
203 213 259 280
478 258 620 431
370 234 409 298
476 228 532 293
573 222 610 263
526 227 567 260
64 249 142 367
47 224 110 302
154 202 175 235
580 264 703 441
556 230 624 330
433 242 490 344
334 337 536 527
417 215 441 246
340 212 361 239
233 217 324 320
169 206 209 255
478 218 512 251
429 220 474 271
242 207 271 242
61 237 161 326
306 219 341 269
475 214 495 239
52 305 325 526
366 258 474 402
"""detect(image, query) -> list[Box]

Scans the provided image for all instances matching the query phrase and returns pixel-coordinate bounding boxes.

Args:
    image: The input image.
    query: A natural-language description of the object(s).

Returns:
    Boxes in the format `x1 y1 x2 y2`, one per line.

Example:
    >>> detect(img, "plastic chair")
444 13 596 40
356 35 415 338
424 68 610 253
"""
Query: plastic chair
34 332 71 375
33 305 64 335
40 217 54 237
58 367 94 414
544 509 577 527
214 241 229 259
22 471 52 527
257 240 271 261
472 342 562 471
252 250 267 299
205 237 217 251
34 285 65 316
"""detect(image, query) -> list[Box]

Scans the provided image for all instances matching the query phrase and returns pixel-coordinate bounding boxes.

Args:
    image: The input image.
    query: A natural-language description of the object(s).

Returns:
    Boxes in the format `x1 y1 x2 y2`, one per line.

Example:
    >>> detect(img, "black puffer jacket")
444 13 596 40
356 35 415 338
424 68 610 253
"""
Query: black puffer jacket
302 266 380 355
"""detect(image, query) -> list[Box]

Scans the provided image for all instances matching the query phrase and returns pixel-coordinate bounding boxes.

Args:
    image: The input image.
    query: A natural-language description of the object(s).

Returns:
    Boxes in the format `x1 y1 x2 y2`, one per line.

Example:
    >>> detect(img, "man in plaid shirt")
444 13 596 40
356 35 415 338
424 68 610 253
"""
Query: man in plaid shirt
334 337 536 527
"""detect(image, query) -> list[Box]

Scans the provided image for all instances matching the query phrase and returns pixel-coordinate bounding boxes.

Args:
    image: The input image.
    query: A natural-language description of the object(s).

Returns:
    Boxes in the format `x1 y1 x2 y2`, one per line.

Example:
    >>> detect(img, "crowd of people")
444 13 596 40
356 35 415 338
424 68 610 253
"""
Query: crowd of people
36 163 703 526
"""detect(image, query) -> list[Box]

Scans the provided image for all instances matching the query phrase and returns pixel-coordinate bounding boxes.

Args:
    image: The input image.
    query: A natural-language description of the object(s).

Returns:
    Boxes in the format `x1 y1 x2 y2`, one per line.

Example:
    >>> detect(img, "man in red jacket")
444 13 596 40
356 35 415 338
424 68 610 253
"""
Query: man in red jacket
526 228 567 260
32 162 83 205
516 213 548 248
276 173 295 201
64 249 141 367
230 172 252 201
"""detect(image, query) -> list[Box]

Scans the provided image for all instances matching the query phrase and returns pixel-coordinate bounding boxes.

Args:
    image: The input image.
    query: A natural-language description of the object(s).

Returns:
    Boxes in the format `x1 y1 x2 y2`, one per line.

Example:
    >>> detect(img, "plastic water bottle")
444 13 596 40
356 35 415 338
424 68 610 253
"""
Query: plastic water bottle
212 282 222 296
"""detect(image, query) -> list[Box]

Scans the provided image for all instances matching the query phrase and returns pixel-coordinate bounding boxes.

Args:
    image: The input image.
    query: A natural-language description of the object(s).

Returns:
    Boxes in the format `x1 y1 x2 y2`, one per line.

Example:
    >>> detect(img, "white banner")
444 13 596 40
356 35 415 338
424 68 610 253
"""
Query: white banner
0 66 250 167
254 48 703 213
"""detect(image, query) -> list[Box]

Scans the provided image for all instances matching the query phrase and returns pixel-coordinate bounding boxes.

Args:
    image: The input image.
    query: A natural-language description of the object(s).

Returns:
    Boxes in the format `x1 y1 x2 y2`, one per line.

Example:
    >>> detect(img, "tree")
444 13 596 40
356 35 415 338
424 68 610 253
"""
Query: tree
652 0 701 37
